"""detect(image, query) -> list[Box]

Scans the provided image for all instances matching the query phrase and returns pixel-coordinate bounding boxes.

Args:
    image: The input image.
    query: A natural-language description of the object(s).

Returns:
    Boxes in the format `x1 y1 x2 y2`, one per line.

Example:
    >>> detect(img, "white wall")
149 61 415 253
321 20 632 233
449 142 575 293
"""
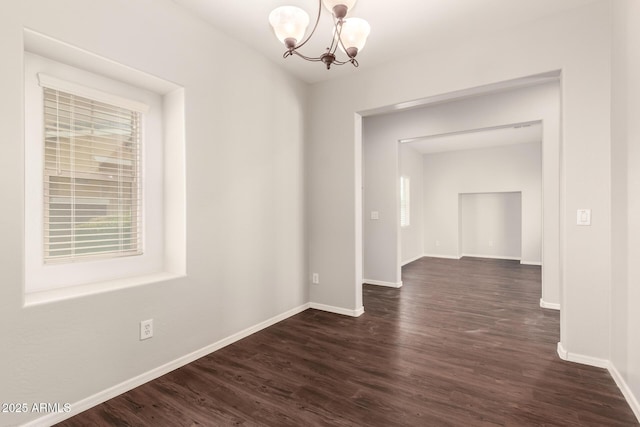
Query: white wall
308 0 611 363
0 1 308 425
362 118 400 285
423 143 541 263
460 192 523 260
611 0 640 419
362 123 426 284
399 145 424 265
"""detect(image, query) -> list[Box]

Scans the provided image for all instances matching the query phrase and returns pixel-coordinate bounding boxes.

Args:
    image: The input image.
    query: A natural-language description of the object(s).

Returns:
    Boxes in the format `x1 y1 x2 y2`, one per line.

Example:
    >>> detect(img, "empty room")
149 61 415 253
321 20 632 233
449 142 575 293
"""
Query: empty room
1 0 639 426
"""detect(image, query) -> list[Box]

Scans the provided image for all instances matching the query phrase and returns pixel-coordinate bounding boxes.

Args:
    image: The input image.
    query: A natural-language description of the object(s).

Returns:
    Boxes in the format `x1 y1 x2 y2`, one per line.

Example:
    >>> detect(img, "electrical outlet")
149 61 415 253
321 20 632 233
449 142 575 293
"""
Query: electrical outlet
312 273 319 284
140 319 153 340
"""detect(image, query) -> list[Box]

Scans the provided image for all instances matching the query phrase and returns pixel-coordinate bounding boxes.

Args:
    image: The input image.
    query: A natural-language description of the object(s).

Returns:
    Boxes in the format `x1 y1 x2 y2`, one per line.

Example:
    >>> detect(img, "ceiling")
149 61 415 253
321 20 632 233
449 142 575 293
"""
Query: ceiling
172 0 600 84
402 122 542 155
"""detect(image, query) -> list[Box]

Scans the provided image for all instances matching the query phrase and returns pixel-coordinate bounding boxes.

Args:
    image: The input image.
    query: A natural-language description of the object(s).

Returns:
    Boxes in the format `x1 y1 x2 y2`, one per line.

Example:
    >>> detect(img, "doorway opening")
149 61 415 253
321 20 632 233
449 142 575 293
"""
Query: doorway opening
360 71 560 314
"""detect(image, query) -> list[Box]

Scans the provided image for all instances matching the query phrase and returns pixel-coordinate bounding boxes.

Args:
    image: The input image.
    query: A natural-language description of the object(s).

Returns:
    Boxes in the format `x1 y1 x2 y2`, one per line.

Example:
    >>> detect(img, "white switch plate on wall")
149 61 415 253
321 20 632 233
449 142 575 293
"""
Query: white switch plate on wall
577 209 591 226
370 211 379 220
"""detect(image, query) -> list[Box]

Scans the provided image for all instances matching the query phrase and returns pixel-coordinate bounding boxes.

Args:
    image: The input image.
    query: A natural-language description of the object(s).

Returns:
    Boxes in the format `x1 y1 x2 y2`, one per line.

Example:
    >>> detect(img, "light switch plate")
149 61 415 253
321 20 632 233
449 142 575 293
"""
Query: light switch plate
577 209 591 226
370 211 379 220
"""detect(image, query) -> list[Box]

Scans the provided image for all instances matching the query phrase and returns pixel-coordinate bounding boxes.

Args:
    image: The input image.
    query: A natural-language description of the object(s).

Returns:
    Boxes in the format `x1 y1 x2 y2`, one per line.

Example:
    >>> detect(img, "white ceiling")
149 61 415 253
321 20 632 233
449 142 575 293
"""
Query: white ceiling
402 122 542 155
172 0 600 84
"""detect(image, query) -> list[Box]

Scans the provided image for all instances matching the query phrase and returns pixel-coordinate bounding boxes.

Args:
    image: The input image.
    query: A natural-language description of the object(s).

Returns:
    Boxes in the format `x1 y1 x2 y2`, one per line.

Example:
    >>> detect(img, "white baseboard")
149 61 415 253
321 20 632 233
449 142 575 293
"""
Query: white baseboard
309 302 364 317
24 303 311 427
540 298 560 310
363 279 403 288
556 341 609 368
460 253 521 261
521 260 542 266
557 342 568 359
401 254 423 266
567 352 610 369
557 342 640 423
609 362 640 422
422 253 461 260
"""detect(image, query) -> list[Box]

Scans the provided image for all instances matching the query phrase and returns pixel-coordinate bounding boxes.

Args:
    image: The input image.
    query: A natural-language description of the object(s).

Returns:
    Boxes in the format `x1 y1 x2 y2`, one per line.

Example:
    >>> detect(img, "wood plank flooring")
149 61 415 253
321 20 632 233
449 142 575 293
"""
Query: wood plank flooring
57 257 638 426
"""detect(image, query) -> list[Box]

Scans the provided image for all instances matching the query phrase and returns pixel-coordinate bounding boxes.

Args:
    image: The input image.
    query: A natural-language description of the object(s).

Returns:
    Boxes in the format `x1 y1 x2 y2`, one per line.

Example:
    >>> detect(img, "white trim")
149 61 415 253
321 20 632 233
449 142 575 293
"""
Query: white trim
539 298 561 310
309 302 364 317
401 254 423 266
23 303 311 427
422 253 462 260
521 260 542 266
557 342 568 360
24 272 185 307
38 73 150 113
609 363 640 422
556 343 640 422
400 120 544 144
460 253 521 261
566 352 609 369
556 341 608 368
363 279 403 288
400 175 410 227
354 112 364 313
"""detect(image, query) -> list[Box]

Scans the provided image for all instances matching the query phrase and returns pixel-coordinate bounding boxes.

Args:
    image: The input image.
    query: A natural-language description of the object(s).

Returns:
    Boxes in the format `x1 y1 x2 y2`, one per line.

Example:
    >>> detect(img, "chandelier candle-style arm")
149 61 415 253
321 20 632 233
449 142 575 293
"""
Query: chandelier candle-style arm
269 0 370 70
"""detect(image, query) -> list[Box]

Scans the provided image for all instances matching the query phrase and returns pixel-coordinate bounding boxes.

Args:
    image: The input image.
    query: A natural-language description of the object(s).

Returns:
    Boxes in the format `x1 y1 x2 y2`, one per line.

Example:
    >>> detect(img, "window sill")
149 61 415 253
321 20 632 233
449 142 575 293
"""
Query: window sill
24 271 185 307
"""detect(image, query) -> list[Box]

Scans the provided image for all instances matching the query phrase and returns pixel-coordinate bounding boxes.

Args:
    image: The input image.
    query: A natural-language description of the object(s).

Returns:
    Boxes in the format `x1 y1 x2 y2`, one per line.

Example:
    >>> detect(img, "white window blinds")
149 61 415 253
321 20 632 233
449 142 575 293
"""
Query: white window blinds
42 86 143 263
400 176 410 227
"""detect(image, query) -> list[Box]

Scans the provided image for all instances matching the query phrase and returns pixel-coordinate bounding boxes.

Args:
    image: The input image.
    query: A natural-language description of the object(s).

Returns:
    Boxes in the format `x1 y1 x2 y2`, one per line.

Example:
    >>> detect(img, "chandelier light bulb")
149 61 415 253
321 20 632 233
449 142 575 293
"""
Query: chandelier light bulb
269 6 310 48
339 17 371 56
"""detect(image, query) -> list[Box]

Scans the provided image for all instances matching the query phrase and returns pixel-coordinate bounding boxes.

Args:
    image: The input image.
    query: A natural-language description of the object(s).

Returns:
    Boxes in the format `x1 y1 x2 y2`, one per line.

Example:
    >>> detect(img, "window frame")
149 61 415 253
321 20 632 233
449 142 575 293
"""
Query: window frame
24 52 166 295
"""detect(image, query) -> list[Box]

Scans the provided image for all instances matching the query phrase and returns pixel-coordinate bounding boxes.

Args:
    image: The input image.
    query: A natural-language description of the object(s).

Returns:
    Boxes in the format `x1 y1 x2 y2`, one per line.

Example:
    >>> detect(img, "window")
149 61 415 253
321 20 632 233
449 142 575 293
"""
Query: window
42 85 143 263
400 176 410 227
23 41 186 300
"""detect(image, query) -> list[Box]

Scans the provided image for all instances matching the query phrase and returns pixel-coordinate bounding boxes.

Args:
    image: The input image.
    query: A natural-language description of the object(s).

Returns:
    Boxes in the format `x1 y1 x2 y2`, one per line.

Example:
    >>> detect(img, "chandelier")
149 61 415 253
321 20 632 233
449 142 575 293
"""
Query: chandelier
269 0 371 70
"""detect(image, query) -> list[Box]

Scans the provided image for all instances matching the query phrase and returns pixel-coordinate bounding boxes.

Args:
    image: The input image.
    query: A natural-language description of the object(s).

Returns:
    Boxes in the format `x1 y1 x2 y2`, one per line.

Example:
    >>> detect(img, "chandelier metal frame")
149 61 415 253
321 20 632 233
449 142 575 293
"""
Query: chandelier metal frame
270 1 370 70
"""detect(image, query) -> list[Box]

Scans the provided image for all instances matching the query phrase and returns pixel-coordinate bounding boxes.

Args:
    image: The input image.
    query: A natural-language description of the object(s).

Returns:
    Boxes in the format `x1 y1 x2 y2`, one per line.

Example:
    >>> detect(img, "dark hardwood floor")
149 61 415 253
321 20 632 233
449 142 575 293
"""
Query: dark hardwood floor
57 257 638 426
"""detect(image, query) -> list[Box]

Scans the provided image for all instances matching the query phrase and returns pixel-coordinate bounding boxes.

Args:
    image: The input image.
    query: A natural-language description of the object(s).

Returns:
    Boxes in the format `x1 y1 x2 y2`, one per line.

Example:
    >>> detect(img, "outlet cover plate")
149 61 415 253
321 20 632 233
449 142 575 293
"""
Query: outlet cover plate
140 319 153 340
